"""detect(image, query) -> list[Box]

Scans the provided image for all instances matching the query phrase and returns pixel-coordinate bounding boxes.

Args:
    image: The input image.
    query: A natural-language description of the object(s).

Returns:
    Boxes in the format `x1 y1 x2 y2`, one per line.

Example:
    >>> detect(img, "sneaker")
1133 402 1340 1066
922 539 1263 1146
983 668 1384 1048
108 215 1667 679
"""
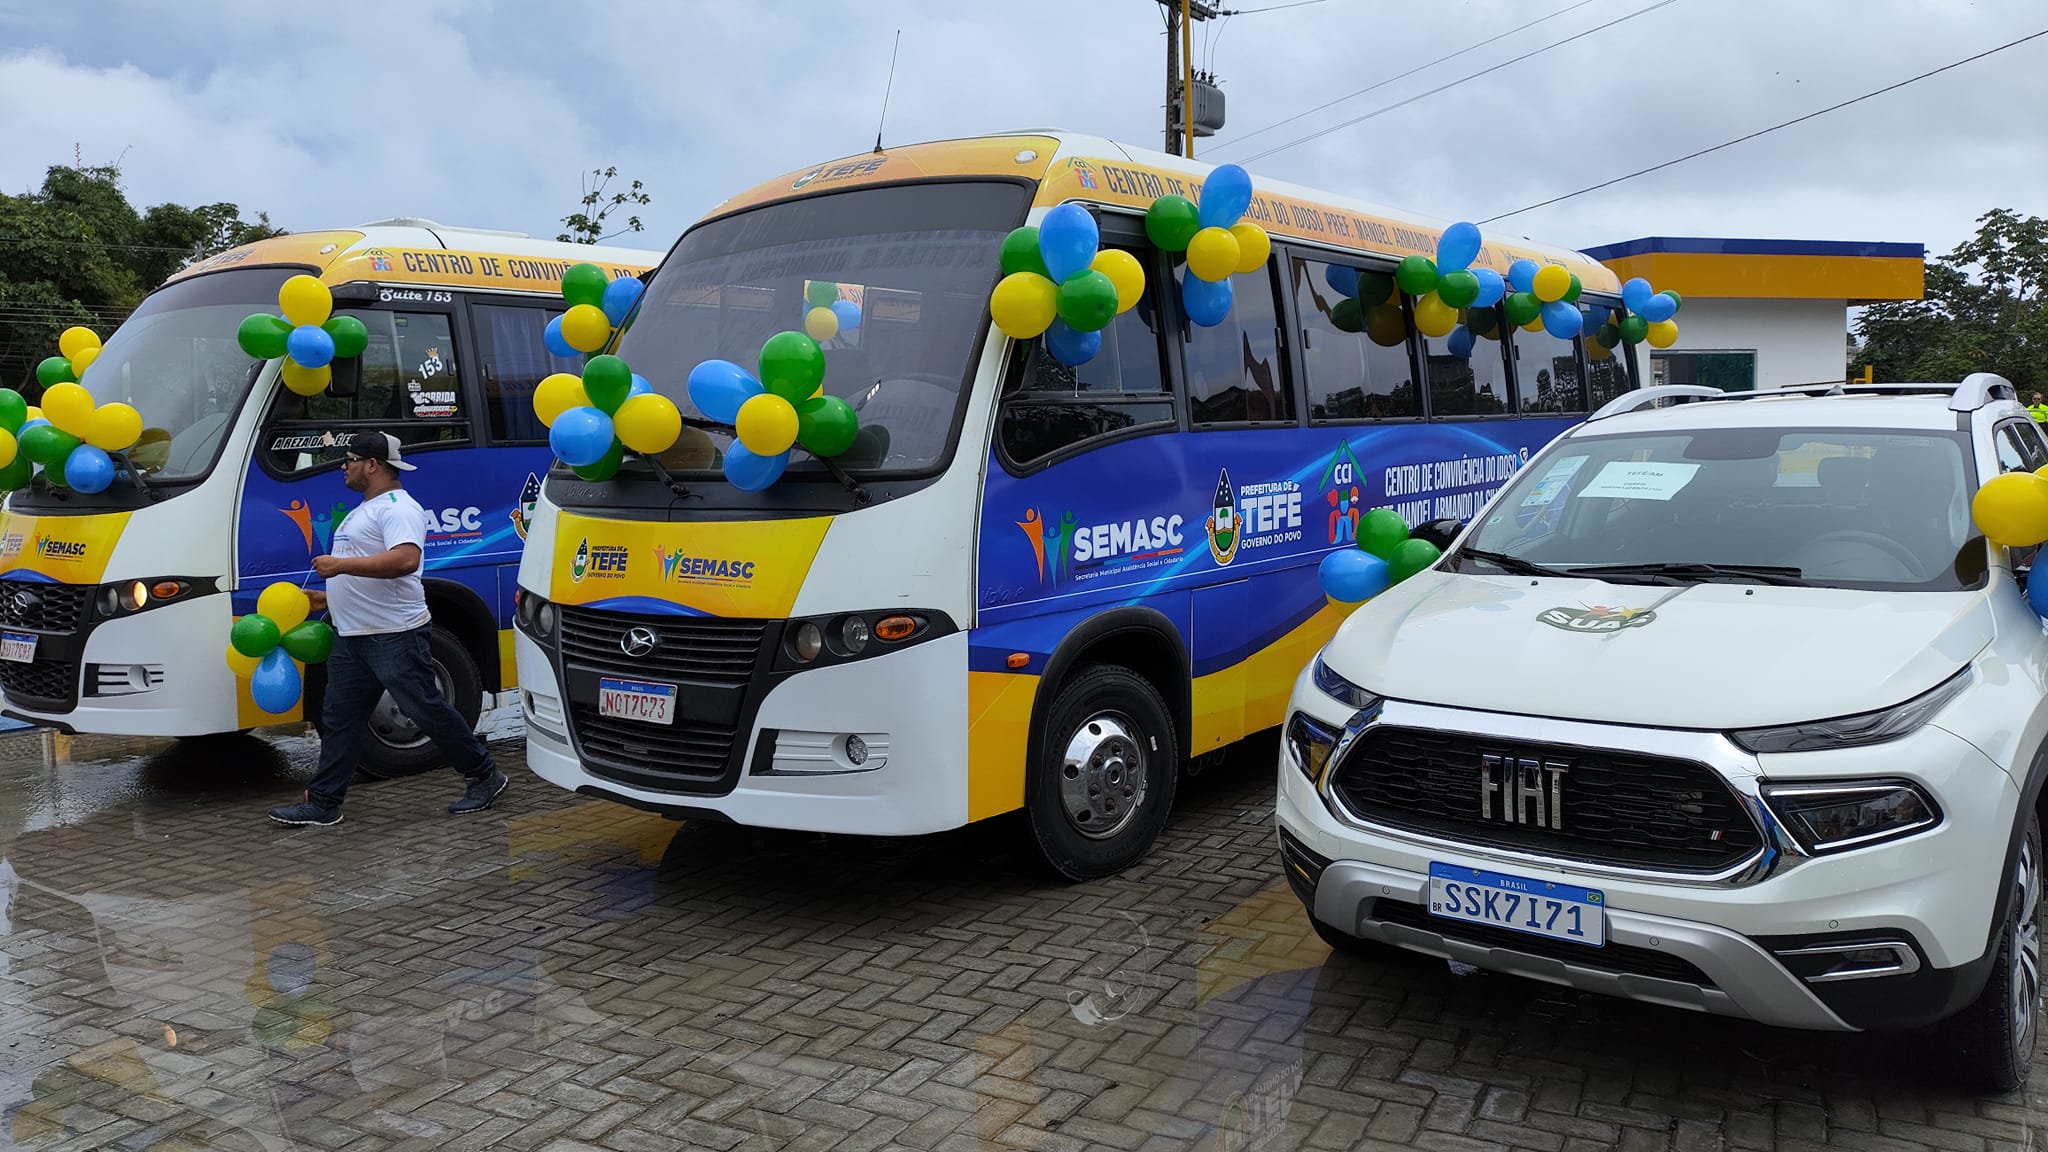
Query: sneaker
269 800 341 827
448 769 508 815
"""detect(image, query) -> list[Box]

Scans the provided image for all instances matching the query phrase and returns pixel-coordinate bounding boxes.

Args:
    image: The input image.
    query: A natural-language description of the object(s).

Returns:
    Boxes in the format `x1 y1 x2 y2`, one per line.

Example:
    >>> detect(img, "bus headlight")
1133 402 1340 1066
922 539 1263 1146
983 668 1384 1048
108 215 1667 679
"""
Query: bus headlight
97 577 206 618
838 615 870 655
514 590 557 642
775 610 955 672
791 622 825 662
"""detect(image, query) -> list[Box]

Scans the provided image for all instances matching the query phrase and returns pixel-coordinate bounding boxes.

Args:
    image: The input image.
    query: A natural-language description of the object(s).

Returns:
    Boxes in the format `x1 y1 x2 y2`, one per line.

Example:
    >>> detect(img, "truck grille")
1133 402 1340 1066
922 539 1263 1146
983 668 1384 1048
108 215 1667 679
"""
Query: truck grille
1330 727 1762 872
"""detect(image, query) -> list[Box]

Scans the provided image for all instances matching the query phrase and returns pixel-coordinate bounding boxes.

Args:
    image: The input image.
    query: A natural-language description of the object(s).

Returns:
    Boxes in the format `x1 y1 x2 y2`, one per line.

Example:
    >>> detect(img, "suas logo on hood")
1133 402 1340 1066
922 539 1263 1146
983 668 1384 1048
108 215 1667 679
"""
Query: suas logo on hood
1538 604 1656 633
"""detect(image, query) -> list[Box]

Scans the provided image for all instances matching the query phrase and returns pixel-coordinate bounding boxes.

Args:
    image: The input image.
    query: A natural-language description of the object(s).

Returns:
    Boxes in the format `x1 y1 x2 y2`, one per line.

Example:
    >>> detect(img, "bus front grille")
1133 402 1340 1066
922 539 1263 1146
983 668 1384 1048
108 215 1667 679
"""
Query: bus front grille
0 658 78 712
0 580 93 712
0 580 92 633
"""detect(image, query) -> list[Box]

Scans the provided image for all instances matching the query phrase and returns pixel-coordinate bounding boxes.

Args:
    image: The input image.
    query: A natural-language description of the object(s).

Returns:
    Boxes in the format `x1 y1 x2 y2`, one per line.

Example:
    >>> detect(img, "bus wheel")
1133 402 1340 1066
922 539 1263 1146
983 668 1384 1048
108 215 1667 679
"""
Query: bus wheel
355 627 482 780
1026 664 1179 881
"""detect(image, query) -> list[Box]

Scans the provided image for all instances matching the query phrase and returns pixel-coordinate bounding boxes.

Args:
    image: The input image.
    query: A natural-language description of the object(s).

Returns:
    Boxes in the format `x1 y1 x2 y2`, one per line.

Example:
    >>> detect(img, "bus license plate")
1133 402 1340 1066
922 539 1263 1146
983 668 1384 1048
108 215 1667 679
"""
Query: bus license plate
597 678 676 726
0 631 33 664
1428 862 1605 947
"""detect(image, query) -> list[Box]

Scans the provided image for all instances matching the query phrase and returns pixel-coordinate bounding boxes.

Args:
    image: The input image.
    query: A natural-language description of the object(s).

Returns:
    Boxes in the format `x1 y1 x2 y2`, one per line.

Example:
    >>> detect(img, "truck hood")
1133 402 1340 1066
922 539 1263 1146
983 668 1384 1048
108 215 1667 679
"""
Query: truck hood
1323 571 1991 730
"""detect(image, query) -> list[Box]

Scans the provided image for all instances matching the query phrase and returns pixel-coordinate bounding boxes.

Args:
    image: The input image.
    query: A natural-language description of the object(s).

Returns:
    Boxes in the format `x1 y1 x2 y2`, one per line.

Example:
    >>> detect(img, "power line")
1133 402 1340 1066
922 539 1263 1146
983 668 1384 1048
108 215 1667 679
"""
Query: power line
1234 0 1681 164
1228 0 1334 12
1479 25 2048 223
1208 0 1599 155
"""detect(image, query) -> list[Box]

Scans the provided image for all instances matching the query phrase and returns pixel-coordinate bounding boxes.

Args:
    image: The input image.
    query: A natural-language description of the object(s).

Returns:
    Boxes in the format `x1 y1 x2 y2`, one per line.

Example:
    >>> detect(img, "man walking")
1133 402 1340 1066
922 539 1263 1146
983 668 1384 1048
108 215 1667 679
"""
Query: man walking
268 432 507 826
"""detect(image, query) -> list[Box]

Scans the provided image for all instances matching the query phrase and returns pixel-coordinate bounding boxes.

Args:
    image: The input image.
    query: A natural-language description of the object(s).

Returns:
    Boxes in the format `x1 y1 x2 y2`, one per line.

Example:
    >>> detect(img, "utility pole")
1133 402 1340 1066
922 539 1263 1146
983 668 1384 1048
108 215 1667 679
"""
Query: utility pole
1158 0 1224 156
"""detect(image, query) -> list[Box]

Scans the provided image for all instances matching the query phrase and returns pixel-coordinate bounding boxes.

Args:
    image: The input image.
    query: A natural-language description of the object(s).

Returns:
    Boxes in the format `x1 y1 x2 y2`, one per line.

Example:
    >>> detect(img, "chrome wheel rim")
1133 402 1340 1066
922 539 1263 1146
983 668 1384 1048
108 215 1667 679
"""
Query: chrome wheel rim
1058 712 1148 840
365 660 452 750
2012 833 2041 1054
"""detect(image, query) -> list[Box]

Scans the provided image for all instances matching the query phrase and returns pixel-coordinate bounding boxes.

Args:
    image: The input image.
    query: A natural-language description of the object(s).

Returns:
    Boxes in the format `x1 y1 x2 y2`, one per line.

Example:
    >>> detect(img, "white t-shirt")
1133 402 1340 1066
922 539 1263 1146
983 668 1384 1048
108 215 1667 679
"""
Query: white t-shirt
325 489 430 636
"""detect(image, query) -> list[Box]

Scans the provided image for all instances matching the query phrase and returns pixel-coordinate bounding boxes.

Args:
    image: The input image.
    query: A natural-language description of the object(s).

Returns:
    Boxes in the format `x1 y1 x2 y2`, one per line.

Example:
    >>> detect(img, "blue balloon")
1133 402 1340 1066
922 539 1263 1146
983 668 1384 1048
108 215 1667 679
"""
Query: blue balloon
686 359 761 425
250 647 302 715
830 298 861 331
65 445 113 493
601 276 645 326
1471 267 1505 308
19 417 48 432
1181 273 1233 328
1507 259 1539 294
1043 320 1102 367
1038 203 1099 284
723 444 788 492
544 315 578 358
1319 548 1391 604
628 373 652 398
1198 163 1255 230
1436 222 1482 274
1541 299 1584 339
286 325 335 369
1622 277 1655 313
2029 569 2048 619
1638 291 1678 323
1447 326 1475 359
549 406 615 467
1324 264 1360 298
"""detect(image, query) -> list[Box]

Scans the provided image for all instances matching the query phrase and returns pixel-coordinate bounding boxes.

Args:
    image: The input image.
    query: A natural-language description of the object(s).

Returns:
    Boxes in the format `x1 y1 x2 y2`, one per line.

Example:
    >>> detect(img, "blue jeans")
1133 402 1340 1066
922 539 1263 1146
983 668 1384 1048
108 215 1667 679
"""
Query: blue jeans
307 625 495 810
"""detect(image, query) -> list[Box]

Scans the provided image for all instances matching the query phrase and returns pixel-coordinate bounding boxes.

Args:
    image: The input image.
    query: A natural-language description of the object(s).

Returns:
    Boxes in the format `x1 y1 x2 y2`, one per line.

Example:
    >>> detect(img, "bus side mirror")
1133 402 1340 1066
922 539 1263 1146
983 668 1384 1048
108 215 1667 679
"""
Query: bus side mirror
1412 517 1464 551
326 354 360 399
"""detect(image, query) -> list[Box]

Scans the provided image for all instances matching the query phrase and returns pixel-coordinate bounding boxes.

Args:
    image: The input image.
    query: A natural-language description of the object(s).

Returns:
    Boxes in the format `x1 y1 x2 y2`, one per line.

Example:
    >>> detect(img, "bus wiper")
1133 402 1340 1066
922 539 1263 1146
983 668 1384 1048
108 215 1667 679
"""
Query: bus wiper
639 452 691 501
1456 548 1570 578
113 453 160 503
820 456 871 506
1569 561 1812 587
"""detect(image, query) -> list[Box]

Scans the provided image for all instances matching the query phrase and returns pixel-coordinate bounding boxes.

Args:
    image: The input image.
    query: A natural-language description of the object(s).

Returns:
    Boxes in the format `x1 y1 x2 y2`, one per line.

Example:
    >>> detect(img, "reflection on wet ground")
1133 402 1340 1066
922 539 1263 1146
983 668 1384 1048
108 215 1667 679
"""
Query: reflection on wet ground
1 729 2043 1152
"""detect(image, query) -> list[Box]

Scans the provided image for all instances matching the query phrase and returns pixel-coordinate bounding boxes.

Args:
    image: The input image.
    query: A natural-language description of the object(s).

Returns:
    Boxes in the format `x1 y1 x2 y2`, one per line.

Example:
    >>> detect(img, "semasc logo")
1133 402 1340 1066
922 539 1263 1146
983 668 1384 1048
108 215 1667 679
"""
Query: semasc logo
34 537 87 561
654 546 755 585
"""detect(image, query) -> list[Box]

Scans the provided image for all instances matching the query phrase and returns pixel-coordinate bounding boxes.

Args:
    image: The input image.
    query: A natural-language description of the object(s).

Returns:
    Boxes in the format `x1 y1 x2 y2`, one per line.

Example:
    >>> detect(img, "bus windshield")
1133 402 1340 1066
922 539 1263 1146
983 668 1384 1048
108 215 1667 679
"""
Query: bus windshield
618 181 1028 476
71 266 292 483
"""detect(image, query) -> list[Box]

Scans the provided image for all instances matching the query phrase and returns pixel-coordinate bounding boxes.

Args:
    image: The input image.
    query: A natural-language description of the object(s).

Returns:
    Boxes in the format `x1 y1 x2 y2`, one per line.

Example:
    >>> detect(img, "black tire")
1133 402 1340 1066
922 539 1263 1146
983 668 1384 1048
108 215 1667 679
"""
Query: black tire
1940 809 2040 1092
1025 664 1179 882
354 626 483 781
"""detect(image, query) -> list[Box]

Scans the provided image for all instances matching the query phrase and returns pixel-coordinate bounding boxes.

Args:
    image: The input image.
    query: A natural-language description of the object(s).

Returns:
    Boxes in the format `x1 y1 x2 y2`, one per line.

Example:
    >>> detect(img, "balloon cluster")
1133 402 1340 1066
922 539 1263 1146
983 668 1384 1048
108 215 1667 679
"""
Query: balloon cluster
801 281 864 344
688 332 860 491
36 325 104 391
1145 163 1270 328
1317 508 1442 609
544 263 645 357
1387 222 1514 346
1971 469 2048 618
1323 265 1409 348
21 383 144 494
0 390 36 493
535 355 681 482
988 203 1145 366
226 582 336 715
1586 277 1685 354
238 277 368 397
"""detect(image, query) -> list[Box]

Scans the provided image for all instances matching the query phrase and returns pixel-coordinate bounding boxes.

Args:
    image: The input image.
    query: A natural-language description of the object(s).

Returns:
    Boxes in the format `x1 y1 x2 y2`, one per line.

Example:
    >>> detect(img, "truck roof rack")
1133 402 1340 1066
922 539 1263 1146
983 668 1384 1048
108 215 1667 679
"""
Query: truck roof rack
1586 373 2019 422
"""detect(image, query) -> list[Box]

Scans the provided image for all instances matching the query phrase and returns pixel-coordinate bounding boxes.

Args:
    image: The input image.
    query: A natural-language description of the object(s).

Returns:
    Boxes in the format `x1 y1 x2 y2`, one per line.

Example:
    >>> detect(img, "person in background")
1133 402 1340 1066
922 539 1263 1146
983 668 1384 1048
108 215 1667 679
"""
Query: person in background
267 431 507 826
2029 393 2048 423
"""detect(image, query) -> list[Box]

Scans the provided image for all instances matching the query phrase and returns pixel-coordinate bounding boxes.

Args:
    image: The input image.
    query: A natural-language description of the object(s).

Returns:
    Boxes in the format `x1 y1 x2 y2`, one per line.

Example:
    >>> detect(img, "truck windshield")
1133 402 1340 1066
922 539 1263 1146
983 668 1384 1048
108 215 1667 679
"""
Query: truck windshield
617 181 1029 477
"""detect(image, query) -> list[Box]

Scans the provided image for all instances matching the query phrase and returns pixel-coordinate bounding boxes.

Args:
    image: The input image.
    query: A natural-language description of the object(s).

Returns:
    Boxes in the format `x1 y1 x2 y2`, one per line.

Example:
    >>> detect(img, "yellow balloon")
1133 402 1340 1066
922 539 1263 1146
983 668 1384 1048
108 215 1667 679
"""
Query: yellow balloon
1090 249 1147 314
24 406 41 422
1587 339 1612 361
561 304 612 353
1186 226 1241 283
58 325 100 359
85 402 142 452
69 345 101 380
1229 223 1271 275
278 275 333 327
1532 264 1571 303
1973 471 2048 547
258 582 310 635
990 271 1058 339
41 382 94 438
281 361 331 397
1646 319 1679 349
805 306 840 343
226 646 260 679
1523 317 1546 333
533 372 588 426
1413 292 1459 338
615 392 682 455
130 427 170 472
0 428 14 470
1365 303 1408 348
735 393 798 456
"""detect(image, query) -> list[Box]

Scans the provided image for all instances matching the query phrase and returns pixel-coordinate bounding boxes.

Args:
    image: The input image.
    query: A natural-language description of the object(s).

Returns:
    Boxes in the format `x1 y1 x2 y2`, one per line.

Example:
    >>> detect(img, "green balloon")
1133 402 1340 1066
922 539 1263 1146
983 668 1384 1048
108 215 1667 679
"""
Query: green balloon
1395 255 1439 297
36 356 74 388
1436 269 1480 309
581 354 634 414
1466 307 1500 339
795 394 859 458
571 438 624 481
41 452 66 489
758 331 826 403
1620 315 1650 344
1562 274 1583 305
561 262 609 309
1330 298 1364 333
1662 289 1683 314
1595 322 1621 349
999 227 1050 279
231 613 281 659
806 279 840 308
1357 508 1409 560
1503 291 1542 327
18 423 78 467
237 313 291 360
280 620 336 664
0 389 25 434
1356 271 1395 307
323 315 369 359
1055 269 1119 333
1144 195 1201 252
1388 538 1442 583
0 454 29 492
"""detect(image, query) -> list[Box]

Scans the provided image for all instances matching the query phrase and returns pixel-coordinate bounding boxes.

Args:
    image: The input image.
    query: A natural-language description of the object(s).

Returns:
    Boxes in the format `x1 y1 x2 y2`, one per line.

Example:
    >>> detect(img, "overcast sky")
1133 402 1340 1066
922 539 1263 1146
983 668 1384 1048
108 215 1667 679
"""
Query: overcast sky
2 0 2043 267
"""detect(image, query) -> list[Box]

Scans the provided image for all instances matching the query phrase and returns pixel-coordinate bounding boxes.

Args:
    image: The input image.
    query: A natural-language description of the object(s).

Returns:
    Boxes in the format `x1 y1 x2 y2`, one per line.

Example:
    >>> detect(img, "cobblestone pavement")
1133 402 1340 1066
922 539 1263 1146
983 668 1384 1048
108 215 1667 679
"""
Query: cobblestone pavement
1 728 2044 1152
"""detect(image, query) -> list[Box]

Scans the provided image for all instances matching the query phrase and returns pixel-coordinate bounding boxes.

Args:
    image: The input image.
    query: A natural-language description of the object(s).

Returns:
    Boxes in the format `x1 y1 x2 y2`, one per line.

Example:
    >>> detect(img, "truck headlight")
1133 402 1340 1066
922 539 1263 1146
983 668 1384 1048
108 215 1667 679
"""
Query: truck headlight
1285 711 1342 786
1760 780 1941 854
1311 654 1380 712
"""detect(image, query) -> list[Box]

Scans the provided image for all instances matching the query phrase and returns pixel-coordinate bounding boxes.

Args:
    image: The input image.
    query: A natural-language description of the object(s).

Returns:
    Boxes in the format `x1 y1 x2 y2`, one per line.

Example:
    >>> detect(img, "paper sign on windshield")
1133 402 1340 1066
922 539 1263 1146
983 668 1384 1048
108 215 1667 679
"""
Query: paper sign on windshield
1577 461 1700 501
1520 455 1589 508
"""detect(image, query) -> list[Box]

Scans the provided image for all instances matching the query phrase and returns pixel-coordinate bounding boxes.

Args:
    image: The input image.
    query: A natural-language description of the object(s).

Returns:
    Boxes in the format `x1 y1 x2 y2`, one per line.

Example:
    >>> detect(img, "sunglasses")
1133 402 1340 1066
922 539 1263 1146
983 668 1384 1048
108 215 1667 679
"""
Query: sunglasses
344 455 368 465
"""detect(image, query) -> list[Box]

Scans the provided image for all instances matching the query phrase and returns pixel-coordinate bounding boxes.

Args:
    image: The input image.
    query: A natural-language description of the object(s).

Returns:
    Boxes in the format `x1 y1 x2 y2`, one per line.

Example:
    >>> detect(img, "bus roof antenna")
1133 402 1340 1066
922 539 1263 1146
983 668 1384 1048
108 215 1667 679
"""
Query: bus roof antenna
874 29 902 154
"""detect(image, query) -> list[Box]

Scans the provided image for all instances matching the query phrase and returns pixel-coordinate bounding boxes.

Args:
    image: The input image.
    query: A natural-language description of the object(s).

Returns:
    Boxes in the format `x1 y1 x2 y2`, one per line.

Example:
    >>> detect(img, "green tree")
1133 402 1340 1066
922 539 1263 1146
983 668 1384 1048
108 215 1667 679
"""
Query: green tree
1855 209 2048 394
557 166 651 245
0 161 283 394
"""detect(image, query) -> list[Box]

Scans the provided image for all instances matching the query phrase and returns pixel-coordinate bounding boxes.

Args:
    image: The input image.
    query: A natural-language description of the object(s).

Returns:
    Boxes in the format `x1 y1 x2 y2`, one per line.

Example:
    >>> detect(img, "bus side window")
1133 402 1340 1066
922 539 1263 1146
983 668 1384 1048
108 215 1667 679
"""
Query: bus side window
1510 316 1587 415
1291 258 1417 420
473 303 582 445
998 245 1174 467
259 310 470 475
1180 261 1292 427
1422 304 1511 418
1585 318 1632 409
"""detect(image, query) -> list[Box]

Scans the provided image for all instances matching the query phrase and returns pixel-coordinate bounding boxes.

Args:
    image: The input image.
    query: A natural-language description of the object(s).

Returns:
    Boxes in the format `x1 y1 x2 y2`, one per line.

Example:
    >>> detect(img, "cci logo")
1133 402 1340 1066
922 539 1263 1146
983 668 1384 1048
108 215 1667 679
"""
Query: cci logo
1318 443 1364 545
